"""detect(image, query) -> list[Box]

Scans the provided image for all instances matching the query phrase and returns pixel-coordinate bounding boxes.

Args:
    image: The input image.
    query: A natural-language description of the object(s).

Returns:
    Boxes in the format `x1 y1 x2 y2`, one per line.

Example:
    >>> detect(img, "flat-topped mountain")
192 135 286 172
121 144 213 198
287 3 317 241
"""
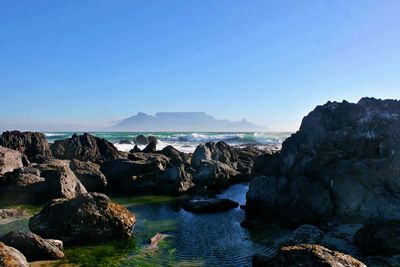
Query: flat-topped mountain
111 112 265 131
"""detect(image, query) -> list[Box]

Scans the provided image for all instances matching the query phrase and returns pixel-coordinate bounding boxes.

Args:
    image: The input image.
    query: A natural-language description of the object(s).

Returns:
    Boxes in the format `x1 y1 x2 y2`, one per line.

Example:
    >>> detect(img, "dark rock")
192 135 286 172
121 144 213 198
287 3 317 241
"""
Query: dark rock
29 193 136 244
182 198 239 213
292 224 324 245
354 220 400 255
193 160 242 190
191 141 238 170
69 159 107 192
247 98 400 225
235 146 264 175
0 131 52 163
157 165 194 194
159 145 191 167
119 140 133 144
147 135 158 145
258 244 367 267
39 160 87 199
0 242 28 267
142 141 157 153
130 145 141 153
0 146 23 175
0 231 64 261
134 135 149 145
51 133 120 162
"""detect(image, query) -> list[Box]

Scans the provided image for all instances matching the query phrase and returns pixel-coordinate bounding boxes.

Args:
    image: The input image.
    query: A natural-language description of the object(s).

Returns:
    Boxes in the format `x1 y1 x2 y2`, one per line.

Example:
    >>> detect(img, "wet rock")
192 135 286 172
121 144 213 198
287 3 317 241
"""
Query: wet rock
0 209 28 224
159 145 191 167
292 224 323 245
0 131 52 163
39 160 87 199
0 146 23 175
29 193 136 244
0 231 64 261
134 135 149 145
182 198 239 213
354 220 400 255
0 241 28 267
145 233 170 251
191 141 238 170
257 244 367 267
247 98 400 225
193 160 241 190
69 159 107 192
51 133 120 162
157 165 194 194
142 141 157 153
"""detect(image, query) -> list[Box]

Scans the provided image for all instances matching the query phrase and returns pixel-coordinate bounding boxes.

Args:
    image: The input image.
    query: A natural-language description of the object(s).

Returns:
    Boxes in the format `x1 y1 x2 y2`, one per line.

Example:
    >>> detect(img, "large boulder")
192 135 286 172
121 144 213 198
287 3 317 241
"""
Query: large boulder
0 146 23 175
142 141 157 153
292 224 324 245
191 141 238 170
29 193 136 244
0 131 51 163
0 231 64 261
39 160 87 199
159 145 191 167
134 135 149 145
51 133 120 162
69 159 107 192
353 220 400 255
247 98 400 225
0 242 28 267
254 244 366 267
193 160 242 190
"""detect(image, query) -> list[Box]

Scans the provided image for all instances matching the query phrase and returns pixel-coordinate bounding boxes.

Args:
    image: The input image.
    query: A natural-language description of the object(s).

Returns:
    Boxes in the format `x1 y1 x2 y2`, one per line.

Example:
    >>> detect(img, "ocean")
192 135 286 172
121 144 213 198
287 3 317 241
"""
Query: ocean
44 132 291 153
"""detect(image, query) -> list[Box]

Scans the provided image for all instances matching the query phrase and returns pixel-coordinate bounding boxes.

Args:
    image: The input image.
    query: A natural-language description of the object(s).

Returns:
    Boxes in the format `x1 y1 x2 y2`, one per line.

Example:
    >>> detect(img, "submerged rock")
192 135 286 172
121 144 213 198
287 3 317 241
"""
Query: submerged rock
247 98 400 225
51 133 120 162
0 242 28 267
0 231 64 261
255 244 367 267
69 159 107 192
0 146 23 175
353 220 400 255
182 198 239 213
0 209 28 224
0 131 52 163
29 193 136 244
292 224 323 245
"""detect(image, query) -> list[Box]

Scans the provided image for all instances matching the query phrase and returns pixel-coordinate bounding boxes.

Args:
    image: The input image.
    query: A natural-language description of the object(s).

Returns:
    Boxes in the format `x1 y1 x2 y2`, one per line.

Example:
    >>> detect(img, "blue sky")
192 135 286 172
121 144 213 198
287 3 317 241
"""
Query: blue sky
0 0 399 131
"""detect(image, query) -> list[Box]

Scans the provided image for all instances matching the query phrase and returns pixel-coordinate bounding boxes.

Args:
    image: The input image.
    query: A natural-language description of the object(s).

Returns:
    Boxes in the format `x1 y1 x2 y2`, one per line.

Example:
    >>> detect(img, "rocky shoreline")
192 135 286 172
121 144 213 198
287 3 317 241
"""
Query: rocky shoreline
0 97 399 266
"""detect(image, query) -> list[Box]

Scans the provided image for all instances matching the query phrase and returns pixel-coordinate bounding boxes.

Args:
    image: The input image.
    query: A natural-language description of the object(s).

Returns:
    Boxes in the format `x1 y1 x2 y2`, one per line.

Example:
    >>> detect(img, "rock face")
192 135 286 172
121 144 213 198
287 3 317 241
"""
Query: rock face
159 146 191 167
142 141 157 153
254 244 367 267
70 159 107 192
0 242 28 267
353 220 400 255
191 141 238 170
51 133 120 162
0 231 64 261
0 146 23 175
193 160 241 190
292 224 323 245
0 131 51 163
182 198 239 213
29 193 136 244
247 98 400 225
39 160 87 199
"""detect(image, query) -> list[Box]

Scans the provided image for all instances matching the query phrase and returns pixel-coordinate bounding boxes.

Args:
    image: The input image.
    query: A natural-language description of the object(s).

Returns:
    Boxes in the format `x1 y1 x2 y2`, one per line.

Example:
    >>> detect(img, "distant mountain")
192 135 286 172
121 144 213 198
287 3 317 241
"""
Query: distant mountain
111 112 265 131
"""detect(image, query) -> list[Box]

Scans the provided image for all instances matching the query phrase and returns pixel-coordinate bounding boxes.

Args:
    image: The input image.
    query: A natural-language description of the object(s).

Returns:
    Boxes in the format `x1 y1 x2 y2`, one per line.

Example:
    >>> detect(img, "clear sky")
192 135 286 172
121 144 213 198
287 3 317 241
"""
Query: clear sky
0 0 399 131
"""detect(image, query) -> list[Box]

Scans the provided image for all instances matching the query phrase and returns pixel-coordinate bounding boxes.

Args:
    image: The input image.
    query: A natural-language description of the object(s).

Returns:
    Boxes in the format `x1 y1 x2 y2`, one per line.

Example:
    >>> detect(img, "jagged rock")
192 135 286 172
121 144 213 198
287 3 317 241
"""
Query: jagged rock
0 131 51 163
130 145 142 153
142 141 157 153
292 224 324 245
235 146 264 175
147 136 158 145
191 141 238 170
29 193 136 244
39 160 87 199
51 133 120 162
0 231 64 261
0 146 23 175
159 145 191 167
247 98 400 225
354 220 400 255
69 159 107 192
157 165 194 194
0 242 28 267
182 198 239 213
193 160 242 190
255 244 367 267
134 135 149 145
